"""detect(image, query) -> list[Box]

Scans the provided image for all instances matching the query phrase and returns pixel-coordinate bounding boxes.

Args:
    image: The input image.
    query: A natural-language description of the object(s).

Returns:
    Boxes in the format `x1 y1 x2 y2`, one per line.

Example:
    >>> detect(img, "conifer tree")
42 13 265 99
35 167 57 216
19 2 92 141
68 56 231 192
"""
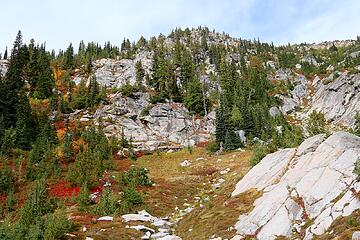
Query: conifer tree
135 60 145 88
87 76 100 108
64 43 74 69
224 129 241 150
34 48 54 98
62 132 74 163
215 101 228 144
78 183 92 208
184 76 209 116
0 31 30 127
3 47 8 59
14 91 36 150
179 49 195 88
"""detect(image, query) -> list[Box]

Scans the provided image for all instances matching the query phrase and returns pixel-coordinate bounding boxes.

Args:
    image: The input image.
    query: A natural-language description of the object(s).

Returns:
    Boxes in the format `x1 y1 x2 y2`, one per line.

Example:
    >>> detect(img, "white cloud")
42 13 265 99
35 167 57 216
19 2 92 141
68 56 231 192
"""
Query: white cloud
0 0 359 51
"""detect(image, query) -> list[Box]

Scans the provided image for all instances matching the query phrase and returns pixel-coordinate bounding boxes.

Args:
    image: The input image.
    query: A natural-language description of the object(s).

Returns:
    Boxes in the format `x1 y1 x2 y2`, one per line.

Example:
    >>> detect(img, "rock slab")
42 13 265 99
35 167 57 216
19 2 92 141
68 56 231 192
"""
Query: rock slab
232 132 360 240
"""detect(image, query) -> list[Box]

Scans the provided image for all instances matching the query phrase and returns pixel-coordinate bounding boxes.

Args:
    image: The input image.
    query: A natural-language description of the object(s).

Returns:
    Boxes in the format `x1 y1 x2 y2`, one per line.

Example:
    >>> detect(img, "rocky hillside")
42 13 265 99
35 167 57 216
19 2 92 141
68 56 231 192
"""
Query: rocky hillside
67 28 360 145
0 28 360 240
231 131 360 239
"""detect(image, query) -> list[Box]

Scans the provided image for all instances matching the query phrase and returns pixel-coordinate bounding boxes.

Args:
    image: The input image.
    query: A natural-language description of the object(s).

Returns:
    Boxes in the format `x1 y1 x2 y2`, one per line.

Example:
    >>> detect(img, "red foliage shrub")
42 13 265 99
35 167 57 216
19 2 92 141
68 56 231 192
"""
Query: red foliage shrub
49 181 80 198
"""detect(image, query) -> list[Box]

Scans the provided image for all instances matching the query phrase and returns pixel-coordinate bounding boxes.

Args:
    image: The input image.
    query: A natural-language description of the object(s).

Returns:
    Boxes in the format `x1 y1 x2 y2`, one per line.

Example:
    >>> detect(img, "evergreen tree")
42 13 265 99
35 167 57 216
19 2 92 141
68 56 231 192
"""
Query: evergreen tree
14 91 37 150
87 76 100 108
72 80 87 109
215 101 229 144
3 47 8 59
135 60 145 88
64 43 74 69
183 76 209 116
224 129 241 150
0 128 15 155
77 183 92 208
179 49 195 88
0 31 30 127
34 48 54 98
0 115 5 146
62 132 74 163
230 105 243 129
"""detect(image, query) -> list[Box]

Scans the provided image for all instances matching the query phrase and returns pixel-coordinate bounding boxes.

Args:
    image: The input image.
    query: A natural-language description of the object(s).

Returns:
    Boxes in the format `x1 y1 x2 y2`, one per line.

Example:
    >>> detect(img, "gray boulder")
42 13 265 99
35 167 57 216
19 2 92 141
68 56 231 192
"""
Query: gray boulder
274 69 292 81
279 96 297 114
269 107 281 117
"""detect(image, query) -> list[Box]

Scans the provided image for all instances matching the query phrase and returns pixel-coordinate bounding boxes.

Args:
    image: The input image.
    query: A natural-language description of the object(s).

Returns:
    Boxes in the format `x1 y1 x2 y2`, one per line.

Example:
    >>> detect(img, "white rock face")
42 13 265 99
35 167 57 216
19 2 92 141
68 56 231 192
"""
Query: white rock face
0 60 8 77
232 132 360 240
306 73 360 127
89 52 152 88
93 93 214 151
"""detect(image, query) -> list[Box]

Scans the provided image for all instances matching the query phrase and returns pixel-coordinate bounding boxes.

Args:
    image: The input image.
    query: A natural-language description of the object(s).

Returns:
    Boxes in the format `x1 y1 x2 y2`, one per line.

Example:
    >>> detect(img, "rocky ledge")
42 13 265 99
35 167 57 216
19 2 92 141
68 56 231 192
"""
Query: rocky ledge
232 131 360 240
307 73 360 127
79 92 215 151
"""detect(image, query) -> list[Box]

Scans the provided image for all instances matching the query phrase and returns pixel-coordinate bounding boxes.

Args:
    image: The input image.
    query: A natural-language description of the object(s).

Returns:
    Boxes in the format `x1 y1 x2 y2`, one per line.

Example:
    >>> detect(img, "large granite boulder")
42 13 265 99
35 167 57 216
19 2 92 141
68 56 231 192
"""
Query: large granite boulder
232 132 360 240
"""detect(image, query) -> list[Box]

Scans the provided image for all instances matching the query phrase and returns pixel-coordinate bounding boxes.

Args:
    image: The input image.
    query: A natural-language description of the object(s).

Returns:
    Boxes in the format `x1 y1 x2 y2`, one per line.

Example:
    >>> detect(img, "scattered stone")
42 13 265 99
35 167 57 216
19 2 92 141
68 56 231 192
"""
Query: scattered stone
97 216 113 221
65 233 77 237
220 168 231 175
156 235 182 240
180 160 191 167
141 231 151 239
269 107 281 117
130 225 155 233
352 231 360 240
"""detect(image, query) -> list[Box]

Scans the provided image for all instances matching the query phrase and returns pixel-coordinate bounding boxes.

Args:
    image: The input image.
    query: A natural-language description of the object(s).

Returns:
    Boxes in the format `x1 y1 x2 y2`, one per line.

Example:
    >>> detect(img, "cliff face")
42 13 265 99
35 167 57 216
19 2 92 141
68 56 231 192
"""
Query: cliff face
306 73 360 127
231 132 360 240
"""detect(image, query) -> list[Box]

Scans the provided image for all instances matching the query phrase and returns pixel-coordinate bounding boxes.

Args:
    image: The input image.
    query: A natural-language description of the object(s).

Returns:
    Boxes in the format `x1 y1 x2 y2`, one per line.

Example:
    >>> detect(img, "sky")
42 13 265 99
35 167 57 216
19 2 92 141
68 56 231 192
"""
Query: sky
1 0 359 52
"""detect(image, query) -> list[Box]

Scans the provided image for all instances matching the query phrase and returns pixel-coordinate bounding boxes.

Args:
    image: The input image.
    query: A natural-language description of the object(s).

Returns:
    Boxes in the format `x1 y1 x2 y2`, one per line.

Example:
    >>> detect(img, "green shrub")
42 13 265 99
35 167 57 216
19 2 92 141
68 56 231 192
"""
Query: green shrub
250 143 271 166
118 167 152 187
93 187 118 216
67 149 103 187
149 92 167 104
0 218 15 239
306 110 327 136
353 112 360 137
77 183 92 209
119 83 137 98
122 186 144 206
43 209 73 240
6 190 15 212
206 141 219 153
0 166 14 194
140 105 152 117
354 159 360 180
272 125 304 148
